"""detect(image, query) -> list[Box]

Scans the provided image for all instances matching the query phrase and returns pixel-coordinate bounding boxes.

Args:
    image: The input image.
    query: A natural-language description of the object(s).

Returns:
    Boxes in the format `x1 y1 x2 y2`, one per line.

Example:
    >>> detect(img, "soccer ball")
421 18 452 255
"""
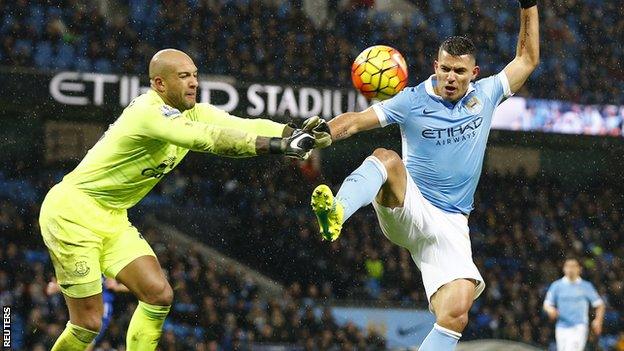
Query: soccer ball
351 45 408 100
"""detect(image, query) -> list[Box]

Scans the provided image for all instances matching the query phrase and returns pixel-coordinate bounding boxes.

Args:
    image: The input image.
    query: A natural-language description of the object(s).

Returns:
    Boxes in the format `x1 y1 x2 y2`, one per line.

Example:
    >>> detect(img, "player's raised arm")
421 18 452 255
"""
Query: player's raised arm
503 0 540 93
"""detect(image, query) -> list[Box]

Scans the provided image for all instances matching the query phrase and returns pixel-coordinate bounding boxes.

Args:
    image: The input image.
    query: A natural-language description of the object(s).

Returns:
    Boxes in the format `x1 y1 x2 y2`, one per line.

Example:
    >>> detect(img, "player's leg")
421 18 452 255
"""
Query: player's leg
418 279 476 351
52 292 103 351
39 185 105 350
312 148 404 240
102 225 172 351
88 299 113 350
554 326 563 351
577 324 589 351
115 256 173 351
555 326 572 351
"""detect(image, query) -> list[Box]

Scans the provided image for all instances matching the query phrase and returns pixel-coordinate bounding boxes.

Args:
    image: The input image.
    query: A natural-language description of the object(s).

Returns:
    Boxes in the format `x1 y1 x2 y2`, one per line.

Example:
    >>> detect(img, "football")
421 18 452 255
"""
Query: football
351 45 408 100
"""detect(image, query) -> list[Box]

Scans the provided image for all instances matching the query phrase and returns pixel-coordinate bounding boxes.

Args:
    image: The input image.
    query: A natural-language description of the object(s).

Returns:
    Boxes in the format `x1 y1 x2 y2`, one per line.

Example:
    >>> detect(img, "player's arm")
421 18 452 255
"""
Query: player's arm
543 284 559 321
326 107 381 142
46 278 61 295
502 0 540 93
588 284 605 335
193 103 293 137
139 110 313 158
543 303 558 321
300 88 410 145
104 278 130 293
591 302 605 335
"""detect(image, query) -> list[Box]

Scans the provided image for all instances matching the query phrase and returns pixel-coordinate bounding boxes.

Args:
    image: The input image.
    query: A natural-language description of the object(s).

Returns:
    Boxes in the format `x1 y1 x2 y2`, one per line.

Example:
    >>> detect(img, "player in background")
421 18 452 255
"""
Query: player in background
308 1 539 350
543 257 605 351
47 277 129 351
39 48 326 351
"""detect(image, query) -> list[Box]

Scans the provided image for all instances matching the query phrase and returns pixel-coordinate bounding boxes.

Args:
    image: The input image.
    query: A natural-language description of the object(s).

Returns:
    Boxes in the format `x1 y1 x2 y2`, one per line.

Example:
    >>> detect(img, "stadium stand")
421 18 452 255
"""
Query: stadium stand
1 0 623 104
0 188 386 350
2 0 624 350
1 161 623 349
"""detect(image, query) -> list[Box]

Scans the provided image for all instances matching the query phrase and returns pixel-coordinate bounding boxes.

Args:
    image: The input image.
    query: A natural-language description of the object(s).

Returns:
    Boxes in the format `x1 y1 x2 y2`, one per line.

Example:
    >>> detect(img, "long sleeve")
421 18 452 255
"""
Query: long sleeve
190 103 286 137
137 107 258 157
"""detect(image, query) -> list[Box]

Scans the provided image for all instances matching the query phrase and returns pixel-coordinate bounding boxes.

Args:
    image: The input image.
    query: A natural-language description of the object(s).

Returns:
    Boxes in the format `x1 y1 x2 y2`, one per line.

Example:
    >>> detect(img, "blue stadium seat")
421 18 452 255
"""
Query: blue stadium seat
55 43 76 70
27 4 46 35
93 58 112 73
14 39 33 57
34 41 53 69
74 56 92 72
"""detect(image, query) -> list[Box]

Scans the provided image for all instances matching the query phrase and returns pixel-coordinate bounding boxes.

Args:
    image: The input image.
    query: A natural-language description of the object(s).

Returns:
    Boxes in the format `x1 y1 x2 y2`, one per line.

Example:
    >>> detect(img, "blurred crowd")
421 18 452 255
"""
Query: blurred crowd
2 157 624 349
1 0 623 105
138 161 624 350
0 169 385 350
506 100 624 136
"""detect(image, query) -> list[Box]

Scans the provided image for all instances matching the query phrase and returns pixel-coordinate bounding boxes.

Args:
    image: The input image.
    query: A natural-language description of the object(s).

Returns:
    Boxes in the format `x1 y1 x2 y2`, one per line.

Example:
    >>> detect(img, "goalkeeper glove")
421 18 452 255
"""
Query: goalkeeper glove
302 116 332 149
269 129 315 160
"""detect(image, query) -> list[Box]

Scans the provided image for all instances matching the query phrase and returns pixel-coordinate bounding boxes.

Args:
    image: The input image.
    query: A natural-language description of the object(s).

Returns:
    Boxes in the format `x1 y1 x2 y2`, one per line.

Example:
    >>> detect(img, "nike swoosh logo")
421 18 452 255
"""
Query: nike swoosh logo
423 109 435 115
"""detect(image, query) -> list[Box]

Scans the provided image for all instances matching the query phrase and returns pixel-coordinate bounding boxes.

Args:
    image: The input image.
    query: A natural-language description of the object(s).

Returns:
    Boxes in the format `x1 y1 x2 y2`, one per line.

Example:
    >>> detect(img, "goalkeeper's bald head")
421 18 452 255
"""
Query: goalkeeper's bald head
149 49 198 111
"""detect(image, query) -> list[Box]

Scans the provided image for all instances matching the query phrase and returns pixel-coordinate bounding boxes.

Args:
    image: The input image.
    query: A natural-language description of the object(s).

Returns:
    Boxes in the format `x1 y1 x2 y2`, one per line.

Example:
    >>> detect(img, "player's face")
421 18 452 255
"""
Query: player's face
164 61 198 111
434 50 479 102
563 259 581 279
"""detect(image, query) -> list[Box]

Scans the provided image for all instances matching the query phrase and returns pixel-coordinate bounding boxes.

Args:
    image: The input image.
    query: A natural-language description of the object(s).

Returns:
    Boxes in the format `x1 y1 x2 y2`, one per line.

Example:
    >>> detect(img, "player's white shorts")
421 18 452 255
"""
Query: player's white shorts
372 173 485 303
555 325 588 351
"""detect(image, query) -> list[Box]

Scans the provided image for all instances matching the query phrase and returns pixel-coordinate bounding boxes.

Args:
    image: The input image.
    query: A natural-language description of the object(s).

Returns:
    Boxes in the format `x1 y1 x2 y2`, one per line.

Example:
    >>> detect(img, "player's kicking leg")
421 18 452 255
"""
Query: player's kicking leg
311 148 395 241
312 148 479 351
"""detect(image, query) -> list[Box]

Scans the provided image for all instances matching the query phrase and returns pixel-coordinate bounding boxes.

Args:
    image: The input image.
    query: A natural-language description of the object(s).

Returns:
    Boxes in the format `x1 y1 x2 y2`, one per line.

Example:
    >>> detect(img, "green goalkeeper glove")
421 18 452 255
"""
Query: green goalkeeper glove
302 116 332 149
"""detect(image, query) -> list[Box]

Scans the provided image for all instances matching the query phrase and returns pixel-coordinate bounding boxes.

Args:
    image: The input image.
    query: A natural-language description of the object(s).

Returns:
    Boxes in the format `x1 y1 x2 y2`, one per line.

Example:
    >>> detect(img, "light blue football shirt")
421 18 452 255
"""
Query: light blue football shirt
373 72 512 214
544 277 603 328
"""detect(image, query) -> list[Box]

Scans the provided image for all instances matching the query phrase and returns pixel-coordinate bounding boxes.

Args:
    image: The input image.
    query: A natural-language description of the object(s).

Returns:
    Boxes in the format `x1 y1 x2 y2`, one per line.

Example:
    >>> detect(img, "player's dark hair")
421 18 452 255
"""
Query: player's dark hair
439 36 476 59
564 256 580 264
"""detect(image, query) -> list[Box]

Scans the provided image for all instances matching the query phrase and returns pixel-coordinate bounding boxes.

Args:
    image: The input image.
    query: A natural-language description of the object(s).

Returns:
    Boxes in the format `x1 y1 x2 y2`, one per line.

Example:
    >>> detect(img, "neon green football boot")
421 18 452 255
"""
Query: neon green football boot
311 184 344 241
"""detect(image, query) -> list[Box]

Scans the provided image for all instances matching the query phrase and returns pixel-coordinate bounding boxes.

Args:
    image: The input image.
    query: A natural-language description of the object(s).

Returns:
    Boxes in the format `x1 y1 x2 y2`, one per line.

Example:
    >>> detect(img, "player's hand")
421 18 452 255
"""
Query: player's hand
545 307 559 321
282 129 315 160
302 116 332 149
46 278 61 296
591 319 603 335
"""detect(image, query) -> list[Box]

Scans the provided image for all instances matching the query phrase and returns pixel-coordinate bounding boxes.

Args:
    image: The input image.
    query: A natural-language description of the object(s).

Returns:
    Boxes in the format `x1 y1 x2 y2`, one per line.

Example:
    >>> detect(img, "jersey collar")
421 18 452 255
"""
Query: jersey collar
148 89 165 104
563 276 582 284
425 74 475 105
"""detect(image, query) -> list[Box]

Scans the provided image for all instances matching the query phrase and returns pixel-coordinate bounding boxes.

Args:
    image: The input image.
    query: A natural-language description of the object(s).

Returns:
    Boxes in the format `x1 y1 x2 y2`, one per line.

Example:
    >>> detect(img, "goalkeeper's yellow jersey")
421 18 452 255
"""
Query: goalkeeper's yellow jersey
62 89 285 209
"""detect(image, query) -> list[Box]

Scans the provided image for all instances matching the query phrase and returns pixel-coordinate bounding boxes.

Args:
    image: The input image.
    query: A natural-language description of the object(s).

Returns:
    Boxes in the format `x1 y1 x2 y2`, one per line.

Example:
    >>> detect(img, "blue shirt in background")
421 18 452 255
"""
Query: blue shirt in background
544 277 603 328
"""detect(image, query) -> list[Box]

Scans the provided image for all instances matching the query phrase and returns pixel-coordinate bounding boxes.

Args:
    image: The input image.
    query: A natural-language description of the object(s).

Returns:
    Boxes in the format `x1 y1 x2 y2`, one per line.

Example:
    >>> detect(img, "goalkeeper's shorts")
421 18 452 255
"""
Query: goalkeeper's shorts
39 182 155 298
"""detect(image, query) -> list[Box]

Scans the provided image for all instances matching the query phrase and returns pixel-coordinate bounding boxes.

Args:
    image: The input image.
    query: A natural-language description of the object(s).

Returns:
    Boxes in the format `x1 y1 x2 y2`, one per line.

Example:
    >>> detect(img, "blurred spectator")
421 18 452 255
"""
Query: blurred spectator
0 194 385 350
0 0 623 104
2 156 623 348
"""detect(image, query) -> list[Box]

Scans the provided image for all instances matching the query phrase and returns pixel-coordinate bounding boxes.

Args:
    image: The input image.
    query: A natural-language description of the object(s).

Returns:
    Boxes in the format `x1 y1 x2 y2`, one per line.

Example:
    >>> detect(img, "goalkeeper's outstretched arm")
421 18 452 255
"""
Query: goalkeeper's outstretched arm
139 112 313 159
192 103 295 138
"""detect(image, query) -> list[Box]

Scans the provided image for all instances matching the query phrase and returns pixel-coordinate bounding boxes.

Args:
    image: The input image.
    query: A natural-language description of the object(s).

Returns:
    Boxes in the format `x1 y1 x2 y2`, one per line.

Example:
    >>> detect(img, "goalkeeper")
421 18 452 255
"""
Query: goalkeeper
39 48 328 351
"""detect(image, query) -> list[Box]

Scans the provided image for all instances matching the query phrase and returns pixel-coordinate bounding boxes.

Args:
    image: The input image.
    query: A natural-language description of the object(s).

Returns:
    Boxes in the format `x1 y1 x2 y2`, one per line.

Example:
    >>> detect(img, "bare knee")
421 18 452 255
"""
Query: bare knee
140 280 174 306
372 148 402 173
73 312 102 332
436 309 469 333
431 280 475 333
